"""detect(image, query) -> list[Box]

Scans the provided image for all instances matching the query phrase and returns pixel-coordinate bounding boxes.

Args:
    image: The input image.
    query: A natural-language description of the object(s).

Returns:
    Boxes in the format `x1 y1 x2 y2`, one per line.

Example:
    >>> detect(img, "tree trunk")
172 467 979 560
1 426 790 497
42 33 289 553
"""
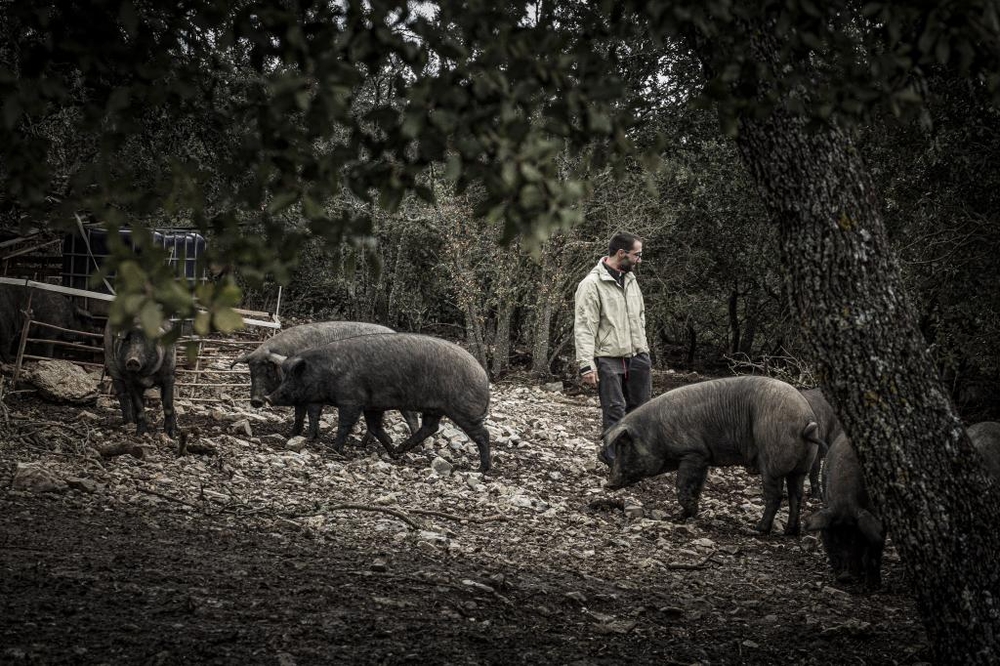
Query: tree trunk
686 318 697 368
740 289 758 356
530 281 553 376
728 285 741 354
491 299 513 376
464 301 487 370
714 31 1000 664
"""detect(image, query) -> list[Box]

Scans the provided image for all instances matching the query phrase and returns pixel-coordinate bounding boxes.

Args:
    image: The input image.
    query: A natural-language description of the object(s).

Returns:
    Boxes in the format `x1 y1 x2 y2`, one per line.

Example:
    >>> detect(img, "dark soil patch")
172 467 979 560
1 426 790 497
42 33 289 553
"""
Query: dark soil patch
0 369 930 665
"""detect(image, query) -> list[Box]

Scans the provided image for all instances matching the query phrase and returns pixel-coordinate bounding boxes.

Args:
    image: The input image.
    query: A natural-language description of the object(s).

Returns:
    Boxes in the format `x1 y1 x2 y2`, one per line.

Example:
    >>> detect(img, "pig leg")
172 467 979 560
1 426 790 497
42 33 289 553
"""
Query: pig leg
161 376 177 438
331 405 363 453
756 474 784 534
809 455 823 500
391 413 443 457
456 420 491 473
110 376 135 425
674 458 709 521
783 472 807 535
130 383 149 436
303 404 323 440
292 405 307 437
401 410 421 435
363 410 396 455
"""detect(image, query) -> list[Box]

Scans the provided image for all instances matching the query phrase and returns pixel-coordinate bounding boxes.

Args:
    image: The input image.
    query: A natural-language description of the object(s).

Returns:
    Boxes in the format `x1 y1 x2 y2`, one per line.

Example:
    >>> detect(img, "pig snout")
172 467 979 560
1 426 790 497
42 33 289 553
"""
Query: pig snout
125 356 142 371
604 468 625 490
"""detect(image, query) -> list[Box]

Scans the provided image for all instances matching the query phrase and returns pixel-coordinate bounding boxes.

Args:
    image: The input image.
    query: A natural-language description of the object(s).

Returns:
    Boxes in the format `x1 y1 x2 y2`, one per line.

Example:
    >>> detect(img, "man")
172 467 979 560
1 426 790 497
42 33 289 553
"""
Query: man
574 231 652 464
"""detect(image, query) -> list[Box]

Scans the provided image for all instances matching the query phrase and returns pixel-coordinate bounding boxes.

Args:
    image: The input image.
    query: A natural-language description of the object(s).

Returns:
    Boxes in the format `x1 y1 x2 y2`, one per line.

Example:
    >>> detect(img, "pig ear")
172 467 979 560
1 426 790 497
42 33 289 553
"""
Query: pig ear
266 351 287 366
230 353 251 369
287 357 306 377
803 509 831 532
606 427 632 456
856 509 884 544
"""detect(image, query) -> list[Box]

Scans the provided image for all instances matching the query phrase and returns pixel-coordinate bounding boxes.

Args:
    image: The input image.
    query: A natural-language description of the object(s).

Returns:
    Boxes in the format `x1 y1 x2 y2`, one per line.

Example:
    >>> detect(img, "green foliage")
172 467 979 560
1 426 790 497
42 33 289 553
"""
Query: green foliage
863 71 1000 407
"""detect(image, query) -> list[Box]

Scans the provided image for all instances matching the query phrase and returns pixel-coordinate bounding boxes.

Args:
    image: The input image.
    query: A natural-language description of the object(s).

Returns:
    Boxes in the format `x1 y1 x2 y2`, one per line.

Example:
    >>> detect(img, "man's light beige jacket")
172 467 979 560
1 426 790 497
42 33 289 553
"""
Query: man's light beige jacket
574 260 649 374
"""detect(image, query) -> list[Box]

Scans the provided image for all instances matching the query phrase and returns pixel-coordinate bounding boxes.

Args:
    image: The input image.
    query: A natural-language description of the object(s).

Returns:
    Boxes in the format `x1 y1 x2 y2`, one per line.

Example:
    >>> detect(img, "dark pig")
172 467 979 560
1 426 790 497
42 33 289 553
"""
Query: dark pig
264 333 491 472
104 320 177 437
801 387 845 500
969 421 1000 480
0 285 95 361
602 376 824 535
804 433 885 589
231 321 419 438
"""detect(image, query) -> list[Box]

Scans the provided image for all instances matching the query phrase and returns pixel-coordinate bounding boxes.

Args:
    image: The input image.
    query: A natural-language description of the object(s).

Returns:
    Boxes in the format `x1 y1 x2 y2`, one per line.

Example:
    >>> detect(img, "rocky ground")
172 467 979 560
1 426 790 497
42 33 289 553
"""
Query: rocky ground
0 344 928 665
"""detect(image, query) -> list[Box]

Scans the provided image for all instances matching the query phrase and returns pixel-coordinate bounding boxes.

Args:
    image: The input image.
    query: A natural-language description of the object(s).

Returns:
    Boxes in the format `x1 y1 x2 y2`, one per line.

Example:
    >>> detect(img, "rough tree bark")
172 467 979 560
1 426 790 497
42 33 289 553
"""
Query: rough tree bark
699 25 1000 663
491 299 513 376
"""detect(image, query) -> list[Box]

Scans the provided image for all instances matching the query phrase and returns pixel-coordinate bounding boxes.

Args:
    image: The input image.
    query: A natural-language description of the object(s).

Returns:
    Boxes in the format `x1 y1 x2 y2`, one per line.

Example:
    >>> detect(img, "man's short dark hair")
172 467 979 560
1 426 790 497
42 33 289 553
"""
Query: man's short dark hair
609 232 641 256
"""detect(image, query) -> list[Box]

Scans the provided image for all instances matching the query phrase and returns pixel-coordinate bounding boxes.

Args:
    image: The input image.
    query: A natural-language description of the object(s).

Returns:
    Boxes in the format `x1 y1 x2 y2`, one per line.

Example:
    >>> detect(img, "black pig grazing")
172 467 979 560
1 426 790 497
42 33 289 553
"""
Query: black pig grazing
602 376 824 535
265 333 491 472
231 321 419 438
104 320 177 437
804 434 885 589
801 388 845 500
969 421 1000 480
0 286 95 361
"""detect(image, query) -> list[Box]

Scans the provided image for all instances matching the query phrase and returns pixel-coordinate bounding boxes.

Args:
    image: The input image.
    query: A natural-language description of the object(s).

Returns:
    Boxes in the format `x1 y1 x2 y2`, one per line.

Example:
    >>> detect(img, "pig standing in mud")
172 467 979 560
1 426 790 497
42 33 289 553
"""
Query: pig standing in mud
804 433 885 589
0 285 95 362
265 333 491 472
801 387 845 500
104 320 177 437
969 421 1000 480
602 376 824 535
231 321 418 438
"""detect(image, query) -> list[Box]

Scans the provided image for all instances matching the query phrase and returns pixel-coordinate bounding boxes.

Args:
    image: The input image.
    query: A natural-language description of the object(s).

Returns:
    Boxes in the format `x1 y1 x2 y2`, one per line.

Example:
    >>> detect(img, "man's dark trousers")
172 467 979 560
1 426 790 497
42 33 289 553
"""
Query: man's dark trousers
596 352 652 434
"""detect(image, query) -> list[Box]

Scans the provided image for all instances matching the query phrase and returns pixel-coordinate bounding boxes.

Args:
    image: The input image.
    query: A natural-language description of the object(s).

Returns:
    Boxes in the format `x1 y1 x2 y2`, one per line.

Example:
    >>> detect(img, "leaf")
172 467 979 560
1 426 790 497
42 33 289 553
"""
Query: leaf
139 300 162 337
519 162 544 183
216 282 243 307
401 112 424 139
184 340 200 364
193 310 211 337
445 154 463 181
213 306 245 333
117 261 147 292
379 184 403 213
587 107 612 134
267 191 299 214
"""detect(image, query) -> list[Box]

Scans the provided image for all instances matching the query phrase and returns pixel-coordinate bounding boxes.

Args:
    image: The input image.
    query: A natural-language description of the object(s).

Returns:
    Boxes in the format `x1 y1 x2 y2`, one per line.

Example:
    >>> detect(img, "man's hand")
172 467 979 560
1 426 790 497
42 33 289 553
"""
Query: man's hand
581 370 598 387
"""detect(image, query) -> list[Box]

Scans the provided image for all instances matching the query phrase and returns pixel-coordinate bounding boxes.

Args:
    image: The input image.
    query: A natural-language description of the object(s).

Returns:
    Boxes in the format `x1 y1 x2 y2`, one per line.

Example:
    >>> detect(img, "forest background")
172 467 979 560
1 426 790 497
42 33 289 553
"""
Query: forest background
2 2 997 420
3 3 1000 661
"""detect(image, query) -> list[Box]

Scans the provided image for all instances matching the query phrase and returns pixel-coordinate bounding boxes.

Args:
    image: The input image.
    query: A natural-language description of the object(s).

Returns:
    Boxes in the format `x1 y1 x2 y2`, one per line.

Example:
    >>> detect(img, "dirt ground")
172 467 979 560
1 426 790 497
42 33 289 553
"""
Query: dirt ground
0 362 929 665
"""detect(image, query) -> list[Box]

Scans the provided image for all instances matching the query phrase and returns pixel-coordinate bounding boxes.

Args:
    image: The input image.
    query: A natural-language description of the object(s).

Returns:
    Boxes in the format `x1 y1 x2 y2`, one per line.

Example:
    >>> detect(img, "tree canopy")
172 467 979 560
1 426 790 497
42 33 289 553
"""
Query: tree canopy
5 1 993 336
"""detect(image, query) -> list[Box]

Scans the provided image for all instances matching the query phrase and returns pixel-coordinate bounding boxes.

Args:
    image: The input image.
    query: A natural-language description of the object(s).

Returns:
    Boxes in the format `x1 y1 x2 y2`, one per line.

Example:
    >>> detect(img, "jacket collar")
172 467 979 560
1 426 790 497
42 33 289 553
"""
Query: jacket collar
591 259 635 285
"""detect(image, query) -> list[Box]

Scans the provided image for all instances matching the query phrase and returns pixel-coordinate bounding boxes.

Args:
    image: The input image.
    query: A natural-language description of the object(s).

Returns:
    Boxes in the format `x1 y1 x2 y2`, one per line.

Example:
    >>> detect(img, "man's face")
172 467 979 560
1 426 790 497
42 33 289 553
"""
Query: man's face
619 242 643 272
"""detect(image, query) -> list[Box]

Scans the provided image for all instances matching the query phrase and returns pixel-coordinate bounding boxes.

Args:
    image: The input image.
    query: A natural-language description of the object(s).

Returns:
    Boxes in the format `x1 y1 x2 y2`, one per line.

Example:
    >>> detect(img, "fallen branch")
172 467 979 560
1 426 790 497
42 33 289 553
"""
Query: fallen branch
135 485 200 509
349 571 514 605
406 508 508 524
97 442 147 458
665 550 719 570
13 417 87 439
323 503 421 530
